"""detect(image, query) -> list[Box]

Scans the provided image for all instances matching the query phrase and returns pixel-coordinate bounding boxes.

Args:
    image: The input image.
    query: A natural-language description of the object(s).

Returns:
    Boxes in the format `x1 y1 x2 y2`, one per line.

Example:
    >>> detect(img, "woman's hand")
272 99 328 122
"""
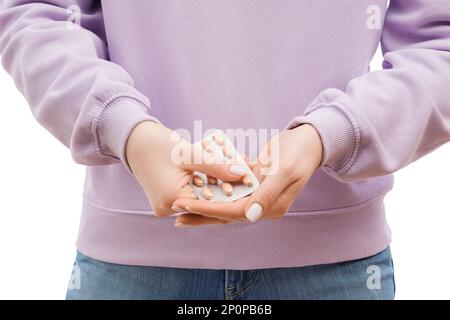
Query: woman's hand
172 124 323 226
126 121 247 217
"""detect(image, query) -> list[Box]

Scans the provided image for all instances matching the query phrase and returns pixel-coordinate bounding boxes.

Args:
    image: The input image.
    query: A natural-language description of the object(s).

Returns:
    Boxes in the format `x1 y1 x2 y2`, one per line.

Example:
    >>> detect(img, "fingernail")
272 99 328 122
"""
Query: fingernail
175 222 190 228
245 203 263 222
229 165 246 176
171 206 185 213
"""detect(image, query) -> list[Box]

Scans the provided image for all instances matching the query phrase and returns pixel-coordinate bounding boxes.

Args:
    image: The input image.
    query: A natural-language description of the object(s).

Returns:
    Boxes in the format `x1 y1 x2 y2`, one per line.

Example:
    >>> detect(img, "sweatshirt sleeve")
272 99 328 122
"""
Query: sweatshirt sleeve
0 0 159 168
287 0 450 182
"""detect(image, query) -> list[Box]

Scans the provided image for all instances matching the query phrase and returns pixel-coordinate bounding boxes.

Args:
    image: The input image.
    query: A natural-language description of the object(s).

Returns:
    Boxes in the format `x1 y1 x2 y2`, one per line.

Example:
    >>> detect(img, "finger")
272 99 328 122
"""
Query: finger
179 184 197 199
263 179 306 219
244 174 291 222
250 162 264 182
175 213 230 227
173 177 307 221
181 146 247 182
172 197 248 221
244 154 256 170
172 163 273 221
171 185 197 214
174 179 305 222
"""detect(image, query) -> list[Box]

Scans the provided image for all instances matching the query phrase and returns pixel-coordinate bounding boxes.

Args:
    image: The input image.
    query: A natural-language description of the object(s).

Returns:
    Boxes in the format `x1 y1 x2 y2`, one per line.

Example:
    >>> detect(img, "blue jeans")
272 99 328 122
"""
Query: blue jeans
66 247 395 300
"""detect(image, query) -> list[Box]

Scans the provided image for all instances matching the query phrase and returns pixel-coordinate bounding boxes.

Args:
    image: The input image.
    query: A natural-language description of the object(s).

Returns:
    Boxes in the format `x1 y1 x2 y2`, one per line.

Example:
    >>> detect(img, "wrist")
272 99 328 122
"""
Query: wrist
125 120 163 170
293 124 324 170
96 96 158 173
286 103 358 173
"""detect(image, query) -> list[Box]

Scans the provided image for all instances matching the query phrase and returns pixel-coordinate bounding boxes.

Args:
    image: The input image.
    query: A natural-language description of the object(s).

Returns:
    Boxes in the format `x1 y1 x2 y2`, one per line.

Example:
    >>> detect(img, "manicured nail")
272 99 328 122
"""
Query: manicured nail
171 206 185 213
245 203 263 222
175 222 190 228
229 165 246 176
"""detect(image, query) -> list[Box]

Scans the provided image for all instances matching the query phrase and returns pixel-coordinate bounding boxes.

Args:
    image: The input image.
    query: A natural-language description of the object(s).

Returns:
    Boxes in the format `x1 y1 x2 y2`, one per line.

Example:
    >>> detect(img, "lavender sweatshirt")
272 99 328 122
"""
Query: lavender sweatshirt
1 0 450 269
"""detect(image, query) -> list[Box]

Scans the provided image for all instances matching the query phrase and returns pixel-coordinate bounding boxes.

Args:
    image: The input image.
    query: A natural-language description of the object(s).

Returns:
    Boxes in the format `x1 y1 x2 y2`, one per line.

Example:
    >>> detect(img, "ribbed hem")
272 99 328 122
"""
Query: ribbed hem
96 97 159 172
76 193 391 270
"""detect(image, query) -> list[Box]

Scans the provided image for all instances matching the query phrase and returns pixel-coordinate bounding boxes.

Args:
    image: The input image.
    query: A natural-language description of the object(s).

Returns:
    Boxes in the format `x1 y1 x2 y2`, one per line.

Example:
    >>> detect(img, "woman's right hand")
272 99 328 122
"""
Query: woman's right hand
125 121 247 217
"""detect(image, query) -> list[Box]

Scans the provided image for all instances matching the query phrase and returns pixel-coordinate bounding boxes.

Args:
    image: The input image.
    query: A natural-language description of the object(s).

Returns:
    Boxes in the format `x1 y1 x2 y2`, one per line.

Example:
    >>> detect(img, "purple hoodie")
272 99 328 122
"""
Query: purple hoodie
1 0 450 269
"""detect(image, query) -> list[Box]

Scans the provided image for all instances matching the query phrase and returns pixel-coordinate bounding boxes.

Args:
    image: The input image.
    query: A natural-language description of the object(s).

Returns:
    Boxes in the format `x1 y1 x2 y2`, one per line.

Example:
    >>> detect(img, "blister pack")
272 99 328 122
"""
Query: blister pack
189 130 260 202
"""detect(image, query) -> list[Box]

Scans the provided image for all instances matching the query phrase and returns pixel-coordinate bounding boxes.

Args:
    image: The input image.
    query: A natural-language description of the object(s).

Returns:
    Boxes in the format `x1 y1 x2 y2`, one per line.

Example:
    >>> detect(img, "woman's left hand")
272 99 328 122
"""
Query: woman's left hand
172 124 324 227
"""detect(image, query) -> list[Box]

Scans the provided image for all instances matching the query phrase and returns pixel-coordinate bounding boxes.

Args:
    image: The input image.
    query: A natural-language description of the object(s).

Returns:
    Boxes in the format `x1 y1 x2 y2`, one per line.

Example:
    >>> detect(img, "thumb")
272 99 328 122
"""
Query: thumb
244 175 289 222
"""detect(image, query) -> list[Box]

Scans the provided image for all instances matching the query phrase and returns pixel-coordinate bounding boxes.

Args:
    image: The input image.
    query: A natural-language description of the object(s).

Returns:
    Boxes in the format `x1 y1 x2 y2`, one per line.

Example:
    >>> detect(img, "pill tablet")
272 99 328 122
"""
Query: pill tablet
242 174 253 187
189 129 260 203
207 176 218 185
221 182 233 196
201 186 214 200
192 175 205 187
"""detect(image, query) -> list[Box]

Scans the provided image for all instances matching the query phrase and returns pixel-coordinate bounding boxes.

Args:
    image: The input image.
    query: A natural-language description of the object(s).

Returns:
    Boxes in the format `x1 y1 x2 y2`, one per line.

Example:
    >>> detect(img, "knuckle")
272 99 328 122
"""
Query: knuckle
158 191 174 207
153 206 167 217
147 192 174 218
280 161 297 175
266 209 285 220
161 197 173 210
153 202 172 217
258 188 277 206
292 171 306 183
281 163 304 181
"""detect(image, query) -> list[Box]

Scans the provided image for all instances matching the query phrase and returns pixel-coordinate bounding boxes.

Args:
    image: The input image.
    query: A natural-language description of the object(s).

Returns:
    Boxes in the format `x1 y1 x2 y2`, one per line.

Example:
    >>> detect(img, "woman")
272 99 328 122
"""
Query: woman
0 0 449 300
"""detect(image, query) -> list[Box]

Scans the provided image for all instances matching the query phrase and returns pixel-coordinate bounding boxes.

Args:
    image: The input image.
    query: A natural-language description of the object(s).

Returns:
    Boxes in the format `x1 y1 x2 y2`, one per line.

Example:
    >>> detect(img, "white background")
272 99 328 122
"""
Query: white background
1 48 450 300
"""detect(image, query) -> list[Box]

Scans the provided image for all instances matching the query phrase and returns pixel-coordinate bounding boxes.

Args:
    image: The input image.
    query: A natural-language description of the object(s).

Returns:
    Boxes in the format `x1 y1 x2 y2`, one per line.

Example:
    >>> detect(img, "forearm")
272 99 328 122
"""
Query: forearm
0 0 156 166
288 0 450 182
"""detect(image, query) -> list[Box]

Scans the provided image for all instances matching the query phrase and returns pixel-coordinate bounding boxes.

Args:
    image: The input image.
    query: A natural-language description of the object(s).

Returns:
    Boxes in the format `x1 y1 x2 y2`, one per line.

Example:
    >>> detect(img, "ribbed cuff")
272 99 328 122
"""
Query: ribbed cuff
96 97 159 172
287 103 359 174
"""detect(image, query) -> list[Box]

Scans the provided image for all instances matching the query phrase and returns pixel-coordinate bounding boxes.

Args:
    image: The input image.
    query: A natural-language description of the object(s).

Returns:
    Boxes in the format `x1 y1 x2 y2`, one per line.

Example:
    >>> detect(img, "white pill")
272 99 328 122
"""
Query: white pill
242 174 253 187
207 176 218 185
192 175 204 187
201 186 214 200
221 183 233 197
